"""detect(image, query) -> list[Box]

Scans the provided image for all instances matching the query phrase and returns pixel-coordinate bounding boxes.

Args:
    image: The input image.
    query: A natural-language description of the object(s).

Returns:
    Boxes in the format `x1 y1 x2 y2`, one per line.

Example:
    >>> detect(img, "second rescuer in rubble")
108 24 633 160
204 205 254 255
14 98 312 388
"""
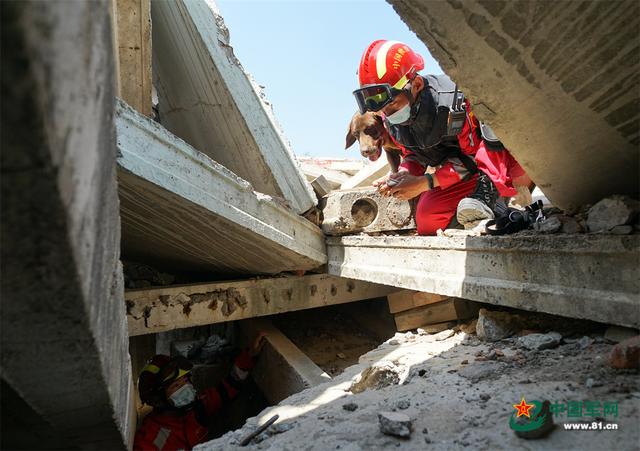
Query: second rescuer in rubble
352 40 531 235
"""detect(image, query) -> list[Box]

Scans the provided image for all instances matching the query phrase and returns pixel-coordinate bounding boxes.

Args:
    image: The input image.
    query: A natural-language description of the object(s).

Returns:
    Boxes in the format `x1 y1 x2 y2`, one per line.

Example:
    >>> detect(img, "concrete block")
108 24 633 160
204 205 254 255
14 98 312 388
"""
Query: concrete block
239 318 331 404
341 158 389 190
394 299 479 332
151 0 315 213
114 0 152 116
310 175 332 198
587 195 640 232
2 1 131 447
389 0 639 210
301 162 350 190
327 234 640 328
321 189 415 235
126 274 398 336
116 100 327 276
387 290 450 314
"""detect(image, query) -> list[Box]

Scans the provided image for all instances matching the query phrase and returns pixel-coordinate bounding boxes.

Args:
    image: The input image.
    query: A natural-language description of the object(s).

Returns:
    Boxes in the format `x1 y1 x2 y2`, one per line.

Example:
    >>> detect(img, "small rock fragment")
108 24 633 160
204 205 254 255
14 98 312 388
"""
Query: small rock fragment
609 335 640 369
480 393 491 401
587 196 640 232
350 362 401 393
476 309 522 341
458 362 506 383
378 411 413 438
577 336 594 349
434 329 455 341
396 399 411 410
342 402 358 412
517 332 562 350
337 352 346 359
559 215 583 234
585 378 594 388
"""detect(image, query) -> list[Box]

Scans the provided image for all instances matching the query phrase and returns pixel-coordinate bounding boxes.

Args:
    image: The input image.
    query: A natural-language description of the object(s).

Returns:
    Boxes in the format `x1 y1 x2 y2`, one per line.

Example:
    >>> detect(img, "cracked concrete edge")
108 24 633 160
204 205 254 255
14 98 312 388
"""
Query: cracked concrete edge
152 0 315 214
326 234 640 328
115 99 327 266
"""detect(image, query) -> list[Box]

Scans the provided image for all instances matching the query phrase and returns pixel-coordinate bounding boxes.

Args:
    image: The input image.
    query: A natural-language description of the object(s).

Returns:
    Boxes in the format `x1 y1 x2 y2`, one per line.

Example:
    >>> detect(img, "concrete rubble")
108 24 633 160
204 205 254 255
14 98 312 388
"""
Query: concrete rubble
322 189 415 235
198 316 640 450
151 0 315 214
116 100 327 276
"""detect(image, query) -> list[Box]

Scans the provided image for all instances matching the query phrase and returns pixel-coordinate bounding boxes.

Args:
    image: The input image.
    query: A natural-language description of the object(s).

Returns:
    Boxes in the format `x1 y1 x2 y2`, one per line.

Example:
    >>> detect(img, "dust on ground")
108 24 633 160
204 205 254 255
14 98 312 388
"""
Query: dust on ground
198 324 640 451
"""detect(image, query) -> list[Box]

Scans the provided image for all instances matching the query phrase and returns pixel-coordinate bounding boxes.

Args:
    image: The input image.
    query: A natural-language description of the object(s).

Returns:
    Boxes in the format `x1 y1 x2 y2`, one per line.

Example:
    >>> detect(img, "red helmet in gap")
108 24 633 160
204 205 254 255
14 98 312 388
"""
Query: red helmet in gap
353 40 424 114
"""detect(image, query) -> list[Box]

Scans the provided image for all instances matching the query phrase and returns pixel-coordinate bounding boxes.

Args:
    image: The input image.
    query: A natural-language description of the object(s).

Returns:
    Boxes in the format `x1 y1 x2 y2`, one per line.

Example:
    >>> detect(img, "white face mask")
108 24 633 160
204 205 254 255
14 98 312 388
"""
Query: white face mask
168 382 197 408
386 103 411 125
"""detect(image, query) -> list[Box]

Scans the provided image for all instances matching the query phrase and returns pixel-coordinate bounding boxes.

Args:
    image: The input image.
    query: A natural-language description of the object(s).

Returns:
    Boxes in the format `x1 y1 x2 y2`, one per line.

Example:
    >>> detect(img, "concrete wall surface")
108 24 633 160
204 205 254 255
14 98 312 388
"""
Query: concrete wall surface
389 0 639 210
1 1 132 448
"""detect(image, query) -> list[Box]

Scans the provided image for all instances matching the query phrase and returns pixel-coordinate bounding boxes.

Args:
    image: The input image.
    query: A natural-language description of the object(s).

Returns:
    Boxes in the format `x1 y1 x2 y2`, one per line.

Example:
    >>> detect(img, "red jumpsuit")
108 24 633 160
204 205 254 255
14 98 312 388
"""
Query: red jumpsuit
134 351 253 451
394 109 526 236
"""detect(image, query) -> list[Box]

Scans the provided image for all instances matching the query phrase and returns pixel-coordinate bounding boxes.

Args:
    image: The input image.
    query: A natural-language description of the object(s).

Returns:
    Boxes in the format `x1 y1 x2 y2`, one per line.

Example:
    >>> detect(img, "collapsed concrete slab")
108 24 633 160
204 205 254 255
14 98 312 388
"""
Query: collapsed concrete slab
300 161 351 190
116 100 326 276
322 189 415 235
1 1 132 447
151 0 315 214
389 0 639 210
240 318 331 404
327 234 640 328
125 274 398 335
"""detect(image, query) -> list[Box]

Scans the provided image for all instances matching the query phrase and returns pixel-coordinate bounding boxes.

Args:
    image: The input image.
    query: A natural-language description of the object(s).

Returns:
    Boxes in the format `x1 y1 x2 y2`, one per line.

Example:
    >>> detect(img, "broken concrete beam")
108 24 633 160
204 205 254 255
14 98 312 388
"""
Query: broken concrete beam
116 100 326 275
125 274 398 336
2 1 131 447
324 160 366 176
387 290 450 314
394 299 479 332
327 234 640 329
388 0 639 210
114 0 152 116
310 175 332 198
340 158 389 190
239 318 331 404
151 0 314 214
322 189 415 235
301 162 350 190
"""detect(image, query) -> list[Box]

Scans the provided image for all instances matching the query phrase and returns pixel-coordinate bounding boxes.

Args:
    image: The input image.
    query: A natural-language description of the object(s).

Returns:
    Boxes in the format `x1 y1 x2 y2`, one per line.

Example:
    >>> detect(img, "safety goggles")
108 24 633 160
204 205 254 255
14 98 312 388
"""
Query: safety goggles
352 75 412 114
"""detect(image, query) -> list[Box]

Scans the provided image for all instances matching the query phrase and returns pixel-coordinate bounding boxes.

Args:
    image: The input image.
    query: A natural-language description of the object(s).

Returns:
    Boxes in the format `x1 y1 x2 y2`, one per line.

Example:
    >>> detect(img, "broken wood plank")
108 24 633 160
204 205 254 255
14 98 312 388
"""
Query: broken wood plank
394 298 479 332
126 274 398 336
387 290 450 314
115 0 152 116
239 318 331 404
151 0 314 214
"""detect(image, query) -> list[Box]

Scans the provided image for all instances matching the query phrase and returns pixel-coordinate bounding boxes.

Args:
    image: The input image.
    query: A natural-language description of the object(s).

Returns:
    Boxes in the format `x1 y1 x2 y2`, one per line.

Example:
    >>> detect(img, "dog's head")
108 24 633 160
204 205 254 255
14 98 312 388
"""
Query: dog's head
345 111 386 162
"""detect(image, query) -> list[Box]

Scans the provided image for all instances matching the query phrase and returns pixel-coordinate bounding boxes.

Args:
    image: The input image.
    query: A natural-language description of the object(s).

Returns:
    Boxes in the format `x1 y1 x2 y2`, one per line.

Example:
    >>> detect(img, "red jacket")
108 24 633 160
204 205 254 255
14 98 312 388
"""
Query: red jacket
134 351 253 451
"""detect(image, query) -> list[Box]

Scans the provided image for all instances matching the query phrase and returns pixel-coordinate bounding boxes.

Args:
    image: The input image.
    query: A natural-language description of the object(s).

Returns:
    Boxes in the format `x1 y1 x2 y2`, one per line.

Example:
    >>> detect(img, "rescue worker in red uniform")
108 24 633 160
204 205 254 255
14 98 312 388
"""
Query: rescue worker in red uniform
134 334 265 450
353 40 531 235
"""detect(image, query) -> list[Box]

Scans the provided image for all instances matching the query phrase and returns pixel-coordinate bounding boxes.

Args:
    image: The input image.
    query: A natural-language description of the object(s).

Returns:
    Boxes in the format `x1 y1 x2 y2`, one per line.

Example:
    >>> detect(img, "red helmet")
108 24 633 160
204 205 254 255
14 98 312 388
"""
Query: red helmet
138 354 193 407
353 40 425 114
358 40 424 87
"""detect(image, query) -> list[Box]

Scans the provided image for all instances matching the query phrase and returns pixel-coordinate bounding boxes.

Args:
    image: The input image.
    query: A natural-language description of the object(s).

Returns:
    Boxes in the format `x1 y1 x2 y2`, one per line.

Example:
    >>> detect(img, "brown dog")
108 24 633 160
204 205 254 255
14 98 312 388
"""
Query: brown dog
345 111 402 173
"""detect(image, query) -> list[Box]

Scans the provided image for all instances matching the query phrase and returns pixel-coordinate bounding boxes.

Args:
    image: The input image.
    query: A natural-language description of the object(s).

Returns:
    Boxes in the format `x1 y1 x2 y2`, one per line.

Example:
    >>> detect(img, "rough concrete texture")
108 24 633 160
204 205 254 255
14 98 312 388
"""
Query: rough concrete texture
322 189 415 235
116 100 327 275
327 234 640 328
151 0 315 214
340 158 389 190
240 319 331 404
388 0 639 210
1 1 132 448
587 195 640 232
301 162 350 190
197 328 639 450
125 274 398 336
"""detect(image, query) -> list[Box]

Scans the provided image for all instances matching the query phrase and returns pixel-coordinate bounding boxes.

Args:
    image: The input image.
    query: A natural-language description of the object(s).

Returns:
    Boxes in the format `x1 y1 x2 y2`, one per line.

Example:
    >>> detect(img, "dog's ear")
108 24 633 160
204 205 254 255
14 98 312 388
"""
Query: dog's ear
345 127 357 149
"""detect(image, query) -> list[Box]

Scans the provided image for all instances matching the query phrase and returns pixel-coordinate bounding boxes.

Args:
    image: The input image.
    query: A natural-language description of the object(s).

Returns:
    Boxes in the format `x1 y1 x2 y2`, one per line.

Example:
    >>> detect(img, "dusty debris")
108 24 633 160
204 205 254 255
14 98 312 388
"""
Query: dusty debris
378 411 413 438
611 225 634 235
533 215 562 233
476 309 522 341
350 362 401 394
171 339 205 359
458 361 506 383
609 335 640 369
342 402 358 412
586 195 640 232
517 332 562 350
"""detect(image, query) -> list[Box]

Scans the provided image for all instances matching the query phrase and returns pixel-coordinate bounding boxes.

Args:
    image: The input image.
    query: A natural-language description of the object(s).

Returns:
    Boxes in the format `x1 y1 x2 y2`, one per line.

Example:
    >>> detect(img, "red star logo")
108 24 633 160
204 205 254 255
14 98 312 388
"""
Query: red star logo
513 398 535 418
